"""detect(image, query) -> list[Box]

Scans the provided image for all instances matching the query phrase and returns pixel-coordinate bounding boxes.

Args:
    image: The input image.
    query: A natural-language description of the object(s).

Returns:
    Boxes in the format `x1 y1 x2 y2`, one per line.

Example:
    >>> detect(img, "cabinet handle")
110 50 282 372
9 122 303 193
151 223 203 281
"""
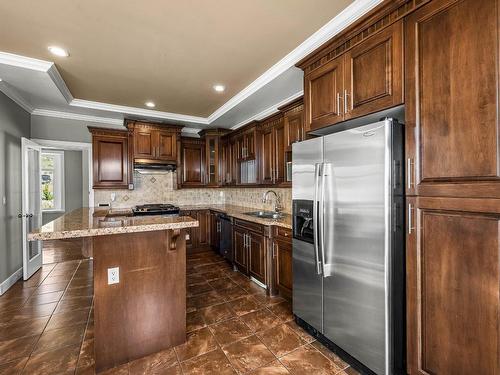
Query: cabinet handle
272 242 276 258
344 89 349 114
407 158 415 190
337 92 342 116
408 203 415 235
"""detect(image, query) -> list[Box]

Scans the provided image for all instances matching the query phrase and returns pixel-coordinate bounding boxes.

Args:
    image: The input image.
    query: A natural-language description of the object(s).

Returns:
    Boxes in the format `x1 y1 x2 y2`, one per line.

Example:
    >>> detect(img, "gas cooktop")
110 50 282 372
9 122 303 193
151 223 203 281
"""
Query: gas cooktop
132 204 180 216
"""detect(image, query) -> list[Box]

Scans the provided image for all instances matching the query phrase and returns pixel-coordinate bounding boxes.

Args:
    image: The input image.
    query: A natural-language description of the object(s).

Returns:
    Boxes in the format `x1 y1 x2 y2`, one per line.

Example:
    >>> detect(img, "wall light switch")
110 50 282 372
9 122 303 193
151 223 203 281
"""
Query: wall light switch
108 267 119 285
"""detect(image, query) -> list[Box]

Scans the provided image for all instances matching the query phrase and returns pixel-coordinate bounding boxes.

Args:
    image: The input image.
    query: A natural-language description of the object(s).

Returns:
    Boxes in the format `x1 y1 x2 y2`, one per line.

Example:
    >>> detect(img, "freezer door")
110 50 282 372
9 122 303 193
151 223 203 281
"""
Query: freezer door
321 120 392 375
292 138 323 332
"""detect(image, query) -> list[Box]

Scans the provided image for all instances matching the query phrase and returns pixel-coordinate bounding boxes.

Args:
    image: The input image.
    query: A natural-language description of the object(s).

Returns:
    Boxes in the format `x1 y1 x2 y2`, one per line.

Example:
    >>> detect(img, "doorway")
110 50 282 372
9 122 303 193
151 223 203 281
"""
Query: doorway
21 138 93 277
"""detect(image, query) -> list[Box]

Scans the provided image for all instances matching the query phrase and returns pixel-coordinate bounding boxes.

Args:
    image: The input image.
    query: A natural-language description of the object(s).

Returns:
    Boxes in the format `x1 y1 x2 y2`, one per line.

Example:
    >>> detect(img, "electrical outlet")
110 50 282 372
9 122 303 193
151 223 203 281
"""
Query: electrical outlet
107 267 119 285
110 193 116 202
2 196 6 205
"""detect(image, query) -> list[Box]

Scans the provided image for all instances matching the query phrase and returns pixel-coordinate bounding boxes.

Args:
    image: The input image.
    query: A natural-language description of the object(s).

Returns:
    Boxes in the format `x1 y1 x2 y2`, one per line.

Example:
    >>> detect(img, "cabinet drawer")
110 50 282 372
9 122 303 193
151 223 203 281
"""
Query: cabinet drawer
234 219 263 234
276 227 292 240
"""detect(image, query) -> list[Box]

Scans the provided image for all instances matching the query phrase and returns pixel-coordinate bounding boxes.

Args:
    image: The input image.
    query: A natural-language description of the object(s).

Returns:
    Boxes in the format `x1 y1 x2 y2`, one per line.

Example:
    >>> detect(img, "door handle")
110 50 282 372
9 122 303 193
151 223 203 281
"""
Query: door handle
336 92 342 116
313 163 322 275
344 89 349 114
319 163 329 277
408 203 415 234
407 158 415 189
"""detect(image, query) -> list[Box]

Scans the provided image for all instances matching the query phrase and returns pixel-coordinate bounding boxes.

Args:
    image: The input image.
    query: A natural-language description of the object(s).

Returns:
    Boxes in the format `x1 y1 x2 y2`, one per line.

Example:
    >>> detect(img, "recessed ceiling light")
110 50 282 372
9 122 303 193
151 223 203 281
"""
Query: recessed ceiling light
145 101 155 108
213 84 225 93
48 46 69 57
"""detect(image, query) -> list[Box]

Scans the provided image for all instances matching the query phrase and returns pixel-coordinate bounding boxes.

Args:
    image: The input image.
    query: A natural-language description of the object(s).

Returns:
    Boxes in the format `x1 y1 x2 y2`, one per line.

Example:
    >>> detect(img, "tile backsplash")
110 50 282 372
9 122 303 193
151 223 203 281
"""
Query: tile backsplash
93 172 292 213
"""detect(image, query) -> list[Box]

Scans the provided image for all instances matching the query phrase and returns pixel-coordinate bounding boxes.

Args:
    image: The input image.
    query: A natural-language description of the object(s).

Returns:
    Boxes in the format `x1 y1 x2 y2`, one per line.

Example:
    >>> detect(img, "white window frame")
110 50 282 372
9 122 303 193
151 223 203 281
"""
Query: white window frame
41 150 65 213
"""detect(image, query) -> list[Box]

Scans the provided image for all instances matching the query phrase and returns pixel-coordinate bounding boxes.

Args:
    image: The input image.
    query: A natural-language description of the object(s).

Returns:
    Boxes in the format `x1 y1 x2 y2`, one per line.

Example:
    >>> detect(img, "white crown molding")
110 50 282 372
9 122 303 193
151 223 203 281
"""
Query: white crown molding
47 65 74 102
231 90 303 130
0 51 53 71
32 109 124 126
0 80 34 113
70 99 209 125
208 0 382 123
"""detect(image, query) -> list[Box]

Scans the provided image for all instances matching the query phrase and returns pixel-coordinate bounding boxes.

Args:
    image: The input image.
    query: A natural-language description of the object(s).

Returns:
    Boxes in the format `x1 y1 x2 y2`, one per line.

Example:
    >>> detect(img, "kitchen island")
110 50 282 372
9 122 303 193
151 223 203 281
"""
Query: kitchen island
29 208 199 372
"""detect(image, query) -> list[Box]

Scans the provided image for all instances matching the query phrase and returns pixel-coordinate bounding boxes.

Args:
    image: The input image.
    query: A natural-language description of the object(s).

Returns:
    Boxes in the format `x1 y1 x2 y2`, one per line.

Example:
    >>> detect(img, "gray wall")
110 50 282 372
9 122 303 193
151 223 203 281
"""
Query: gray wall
42 150 83 225
31 115 125 143
0 92 30 287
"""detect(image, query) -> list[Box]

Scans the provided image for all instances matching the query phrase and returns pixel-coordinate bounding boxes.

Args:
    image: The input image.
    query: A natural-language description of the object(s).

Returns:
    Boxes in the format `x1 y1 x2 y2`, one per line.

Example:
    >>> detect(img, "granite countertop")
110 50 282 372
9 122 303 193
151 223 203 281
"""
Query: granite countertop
28 207 199 241
178 204 292 229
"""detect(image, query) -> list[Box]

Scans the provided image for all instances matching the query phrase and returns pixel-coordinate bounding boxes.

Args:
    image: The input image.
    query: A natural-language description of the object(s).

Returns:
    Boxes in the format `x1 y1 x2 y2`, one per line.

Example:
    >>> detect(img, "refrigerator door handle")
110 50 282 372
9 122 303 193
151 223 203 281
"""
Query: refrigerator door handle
320 163 331 278
313 163 322 275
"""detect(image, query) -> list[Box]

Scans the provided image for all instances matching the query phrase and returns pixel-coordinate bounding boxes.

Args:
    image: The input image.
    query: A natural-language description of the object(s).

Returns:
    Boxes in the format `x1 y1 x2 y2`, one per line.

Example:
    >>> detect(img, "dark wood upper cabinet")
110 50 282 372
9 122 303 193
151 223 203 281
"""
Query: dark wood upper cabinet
126 121 181 163
405 0 500 198
259 125 274 185
89 127 132 189
157 130 177 161
180 137 205 187
304 55 344 132
301 17 403 132
258 114 285 185
406 196 500 375
344 20 403 120
280 98 305 152
133 129 155 159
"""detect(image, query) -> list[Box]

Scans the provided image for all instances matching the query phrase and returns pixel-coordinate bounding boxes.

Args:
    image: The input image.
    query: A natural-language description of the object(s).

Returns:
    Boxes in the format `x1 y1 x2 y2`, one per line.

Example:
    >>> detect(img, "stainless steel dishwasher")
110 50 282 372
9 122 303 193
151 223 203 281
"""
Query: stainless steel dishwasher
219 214 233 262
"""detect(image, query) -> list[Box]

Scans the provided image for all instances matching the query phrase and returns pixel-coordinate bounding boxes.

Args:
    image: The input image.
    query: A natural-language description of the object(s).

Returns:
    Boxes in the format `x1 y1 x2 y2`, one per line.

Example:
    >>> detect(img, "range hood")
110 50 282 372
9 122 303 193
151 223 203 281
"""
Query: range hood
134 162 176 174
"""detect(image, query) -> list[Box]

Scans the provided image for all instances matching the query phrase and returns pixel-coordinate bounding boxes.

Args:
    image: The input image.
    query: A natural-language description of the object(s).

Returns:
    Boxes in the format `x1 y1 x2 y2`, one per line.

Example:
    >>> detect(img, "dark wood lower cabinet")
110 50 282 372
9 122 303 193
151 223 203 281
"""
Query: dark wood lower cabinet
273 237 292 299
248 232 266 284
181 210 210 254
406 196 500 375
233 226 247 273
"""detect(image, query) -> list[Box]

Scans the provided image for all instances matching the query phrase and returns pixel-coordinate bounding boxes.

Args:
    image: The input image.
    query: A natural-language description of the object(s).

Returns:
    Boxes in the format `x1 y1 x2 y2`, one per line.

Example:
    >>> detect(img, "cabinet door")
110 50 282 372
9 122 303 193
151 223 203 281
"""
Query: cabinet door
405 0 500 198
304 55 344 131
235 135 245 161
134 128 155 159
406 196 500 375
157 131 177 161
181 142 205 186
197 210 210 248
284 109 304 151
245 129 256 160
274 122 285 184
248 233 266 284
205 136 219 186
230 141 238 185
274 238 292 298
233 227 247 273
260 127 274 184
92 134 129 189
344 20 403 120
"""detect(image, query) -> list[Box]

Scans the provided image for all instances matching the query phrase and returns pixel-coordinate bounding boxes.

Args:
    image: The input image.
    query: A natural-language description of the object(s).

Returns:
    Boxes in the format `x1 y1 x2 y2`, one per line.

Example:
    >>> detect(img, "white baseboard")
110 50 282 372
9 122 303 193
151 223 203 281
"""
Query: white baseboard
0 267 23 295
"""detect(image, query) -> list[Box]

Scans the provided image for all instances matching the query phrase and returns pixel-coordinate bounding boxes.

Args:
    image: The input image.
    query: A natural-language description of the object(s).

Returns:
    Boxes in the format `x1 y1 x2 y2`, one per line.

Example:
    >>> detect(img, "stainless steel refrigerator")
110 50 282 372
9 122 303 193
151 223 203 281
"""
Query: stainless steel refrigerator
292 118 405 375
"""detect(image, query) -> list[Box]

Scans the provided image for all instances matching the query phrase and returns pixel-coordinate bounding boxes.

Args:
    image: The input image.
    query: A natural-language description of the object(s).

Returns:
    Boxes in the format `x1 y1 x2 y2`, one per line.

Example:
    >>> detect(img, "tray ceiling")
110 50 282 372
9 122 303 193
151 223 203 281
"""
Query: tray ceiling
0 0 354 118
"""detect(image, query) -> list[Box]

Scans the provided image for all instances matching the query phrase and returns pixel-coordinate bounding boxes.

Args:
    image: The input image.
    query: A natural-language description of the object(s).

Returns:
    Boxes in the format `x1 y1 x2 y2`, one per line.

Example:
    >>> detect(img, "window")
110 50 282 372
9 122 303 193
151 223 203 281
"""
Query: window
41 151 64 211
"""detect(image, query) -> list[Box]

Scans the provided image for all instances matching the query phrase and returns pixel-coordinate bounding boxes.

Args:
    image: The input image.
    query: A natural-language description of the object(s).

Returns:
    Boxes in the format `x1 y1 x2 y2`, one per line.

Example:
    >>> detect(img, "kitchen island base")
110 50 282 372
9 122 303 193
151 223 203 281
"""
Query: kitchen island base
93 229 186 372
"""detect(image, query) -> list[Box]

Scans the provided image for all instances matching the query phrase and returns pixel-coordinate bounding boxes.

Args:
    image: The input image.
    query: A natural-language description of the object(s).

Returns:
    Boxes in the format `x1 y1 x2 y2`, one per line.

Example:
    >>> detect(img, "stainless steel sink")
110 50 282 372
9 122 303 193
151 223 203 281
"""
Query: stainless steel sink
244 211 283 219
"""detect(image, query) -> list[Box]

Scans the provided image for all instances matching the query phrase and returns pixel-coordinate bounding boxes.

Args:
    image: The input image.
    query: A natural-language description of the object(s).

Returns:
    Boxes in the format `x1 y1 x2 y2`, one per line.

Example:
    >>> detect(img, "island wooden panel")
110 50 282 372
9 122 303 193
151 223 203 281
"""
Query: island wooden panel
93 229 186 372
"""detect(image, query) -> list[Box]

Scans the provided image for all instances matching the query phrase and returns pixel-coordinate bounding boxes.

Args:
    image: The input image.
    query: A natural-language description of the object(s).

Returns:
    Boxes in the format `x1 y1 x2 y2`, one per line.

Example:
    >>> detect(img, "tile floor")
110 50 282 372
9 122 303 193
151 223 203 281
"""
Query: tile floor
0 247 359 374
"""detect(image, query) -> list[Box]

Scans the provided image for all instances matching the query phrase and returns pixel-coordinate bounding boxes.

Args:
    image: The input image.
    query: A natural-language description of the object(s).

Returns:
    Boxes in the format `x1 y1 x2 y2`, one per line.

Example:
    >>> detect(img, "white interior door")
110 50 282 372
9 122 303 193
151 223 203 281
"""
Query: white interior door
21 138 43 280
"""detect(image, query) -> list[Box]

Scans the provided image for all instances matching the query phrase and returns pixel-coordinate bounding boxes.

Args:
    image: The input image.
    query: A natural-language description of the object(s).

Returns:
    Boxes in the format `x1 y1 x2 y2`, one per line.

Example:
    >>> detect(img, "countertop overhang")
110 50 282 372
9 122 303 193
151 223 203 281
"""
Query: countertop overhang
28 208 199 241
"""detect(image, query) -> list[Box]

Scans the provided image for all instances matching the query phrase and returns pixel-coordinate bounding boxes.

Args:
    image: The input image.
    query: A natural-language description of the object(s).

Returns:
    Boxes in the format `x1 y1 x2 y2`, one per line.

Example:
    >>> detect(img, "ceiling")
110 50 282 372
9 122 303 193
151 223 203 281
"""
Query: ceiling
0 0 354 117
